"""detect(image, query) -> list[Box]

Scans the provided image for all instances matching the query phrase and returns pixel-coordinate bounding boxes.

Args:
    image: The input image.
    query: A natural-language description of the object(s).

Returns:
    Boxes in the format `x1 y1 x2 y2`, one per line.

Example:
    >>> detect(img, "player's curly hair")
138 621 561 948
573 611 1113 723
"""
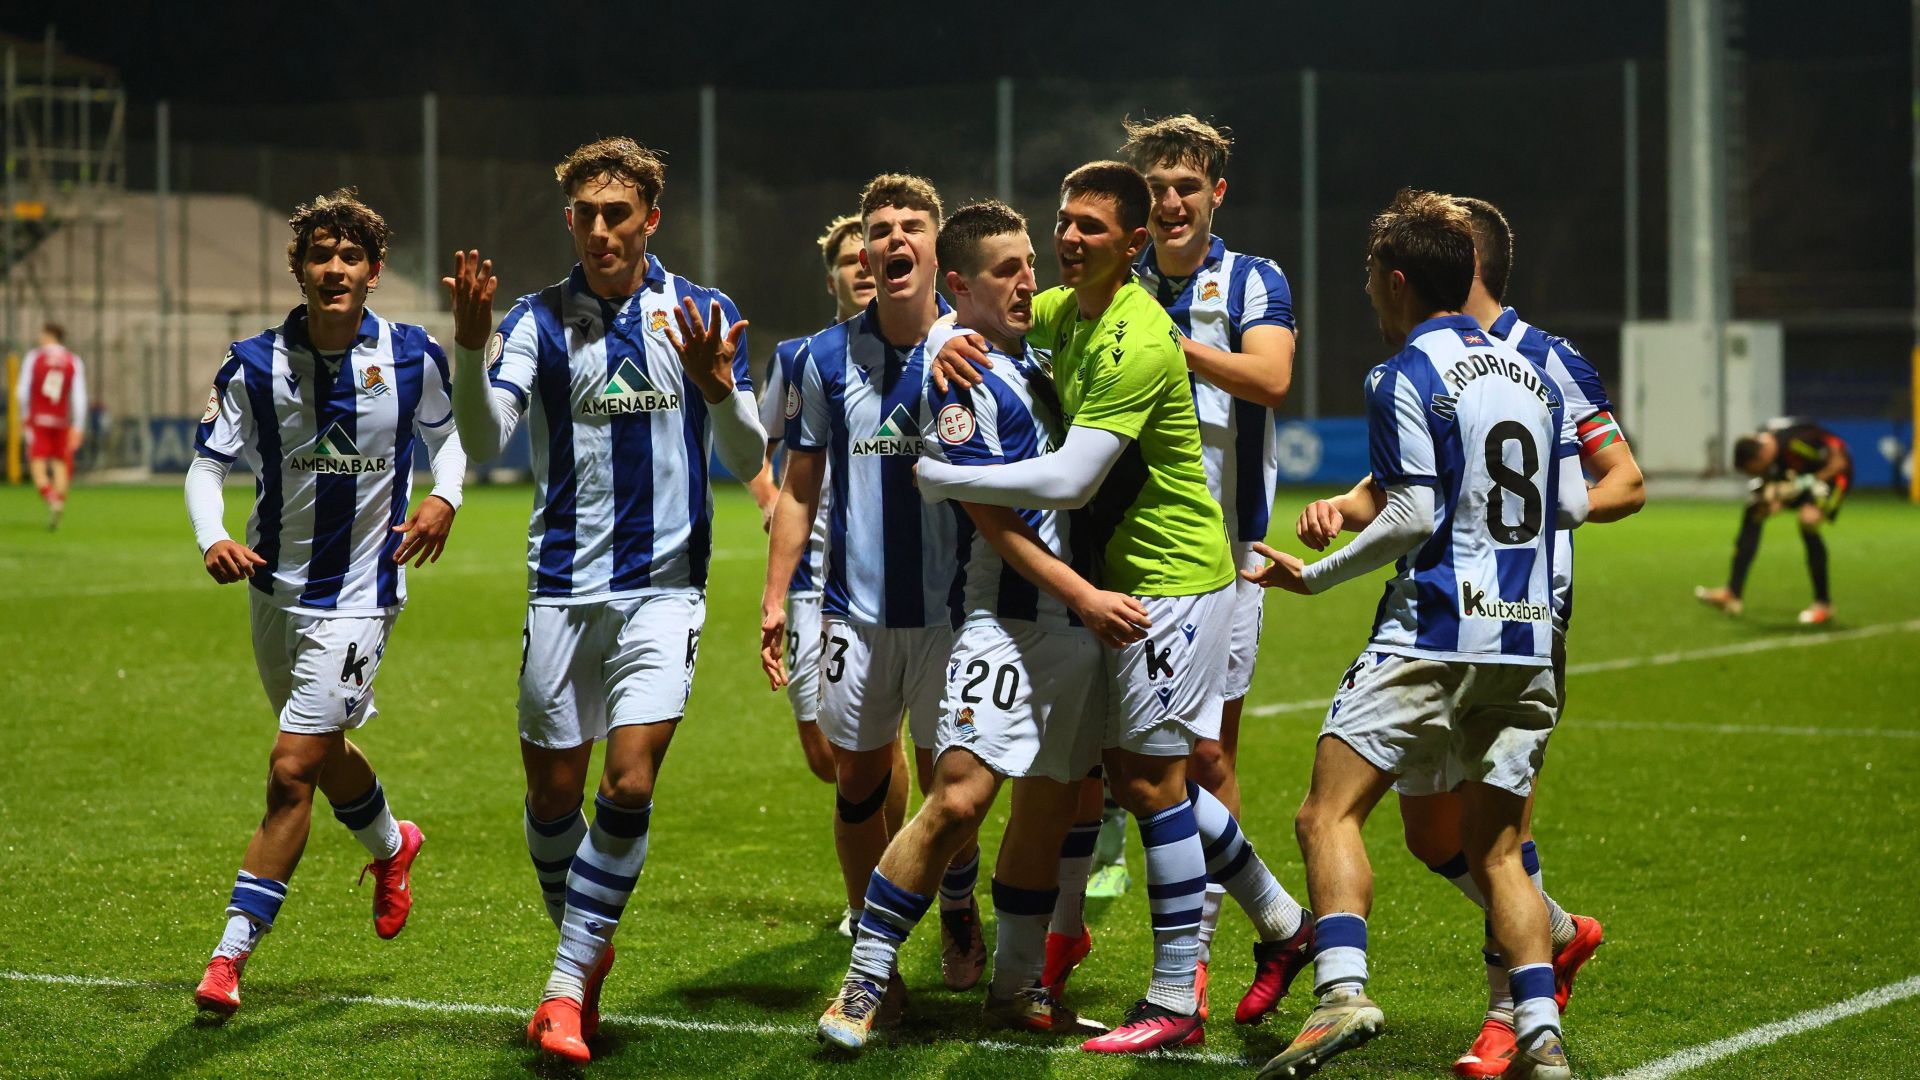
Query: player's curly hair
817 214 863 271
1119 114 1233 183
1367 188 1476 313
555 136 667 206
937 201 1029 277
1061 160 1153 235
286 188 390 281
1452 196 1515 304
859 174 943 229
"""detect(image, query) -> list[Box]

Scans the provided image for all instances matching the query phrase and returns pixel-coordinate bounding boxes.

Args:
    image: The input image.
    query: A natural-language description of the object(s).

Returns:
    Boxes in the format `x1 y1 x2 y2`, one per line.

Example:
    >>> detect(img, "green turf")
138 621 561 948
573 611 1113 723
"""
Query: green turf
1 482 1916 1079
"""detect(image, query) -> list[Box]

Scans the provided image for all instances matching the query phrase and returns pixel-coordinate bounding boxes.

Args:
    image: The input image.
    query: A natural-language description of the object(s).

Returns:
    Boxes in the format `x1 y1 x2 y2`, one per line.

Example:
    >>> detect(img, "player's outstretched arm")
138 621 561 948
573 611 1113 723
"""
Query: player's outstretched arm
1252 484 1436 595
919 425 1128 510
443 249 526 459
1297 474 1385 550
761 448 825 690
185 455 265 584
962 502 1150 649
1181 324 1294 408
668 297 767 481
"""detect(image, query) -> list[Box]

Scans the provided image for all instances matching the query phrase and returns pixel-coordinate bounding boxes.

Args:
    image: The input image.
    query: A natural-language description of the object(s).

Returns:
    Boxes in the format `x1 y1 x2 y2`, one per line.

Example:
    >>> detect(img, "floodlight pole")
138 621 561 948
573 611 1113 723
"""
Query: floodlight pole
1625 59 1641 323
1911 0 1919 499
153 99 168 474
4 46 16 359
699 85 717 285
1299 67 1318 421
422 92 438 305
996 77 1014 204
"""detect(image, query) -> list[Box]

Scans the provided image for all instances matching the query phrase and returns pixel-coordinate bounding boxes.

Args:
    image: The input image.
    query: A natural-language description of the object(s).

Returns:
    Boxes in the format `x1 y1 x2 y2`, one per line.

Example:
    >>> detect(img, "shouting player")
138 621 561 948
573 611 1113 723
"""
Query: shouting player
445 137 767 1065
1299 195 1643 1076
1119 113 1297 995
1695 423 1851 624
1249 190 1585 1080
15 322 89 529
184 190 465 1018
924 162 1310 1054
818 200 1143 1049
761 175 987 998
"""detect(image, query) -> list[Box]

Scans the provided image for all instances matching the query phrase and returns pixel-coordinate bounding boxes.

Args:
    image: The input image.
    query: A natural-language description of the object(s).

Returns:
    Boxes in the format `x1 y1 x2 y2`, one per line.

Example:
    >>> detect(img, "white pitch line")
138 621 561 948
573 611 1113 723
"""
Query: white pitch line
0 969 1244 1066
1577 718 1920 741
1599 974 1920 1080
1247 618 1920 719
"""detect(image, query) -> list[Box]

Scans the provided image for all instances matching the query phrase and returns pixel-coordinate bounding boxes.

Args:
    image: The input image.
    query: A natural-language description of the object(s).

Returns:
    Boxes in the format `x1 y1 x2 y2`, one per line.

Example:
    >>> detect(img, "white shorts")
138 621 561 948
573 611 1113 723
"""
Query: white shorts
818 616 951 753
1223 544 1267 700
936 619 1107 784
517 592 706 749
786 592 825 725
1105 584 1235 757
1323 650 1559 799
249 591 397 735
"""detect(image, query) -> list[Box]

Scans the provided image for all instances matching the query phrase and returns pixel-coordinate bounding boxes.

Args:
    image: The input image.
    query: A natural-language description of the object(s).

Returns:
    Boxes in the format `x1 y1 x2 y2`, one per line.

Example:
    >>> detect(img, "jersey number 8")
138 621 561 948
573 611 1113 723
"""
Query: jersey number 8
1484 420 1543 545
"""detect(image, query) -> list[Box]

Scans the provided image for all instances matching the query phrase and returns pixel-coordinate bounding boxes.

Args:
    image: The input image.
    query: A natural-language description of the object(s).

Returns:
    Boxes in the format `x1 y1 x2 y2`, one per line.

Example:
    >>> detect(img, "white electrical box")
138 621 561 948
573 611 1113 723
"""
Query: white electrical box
1620 320 1782 475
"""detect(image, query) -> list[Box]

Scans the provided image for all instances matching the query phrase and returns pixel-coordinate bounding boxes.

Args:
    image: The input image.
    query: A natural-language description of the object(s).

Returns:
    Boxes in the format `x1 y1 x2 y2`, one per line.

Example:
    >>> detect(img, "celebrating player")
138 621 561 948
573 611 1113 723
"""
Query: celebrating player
1248 190 1585 1080
184 190 465 1018
444 137 767 1065
922 162 1310 1054
818 200 1139 1049
15 322 89 529
1695 423 1851 624
1119 113 1297 996
1298 195 1643 1076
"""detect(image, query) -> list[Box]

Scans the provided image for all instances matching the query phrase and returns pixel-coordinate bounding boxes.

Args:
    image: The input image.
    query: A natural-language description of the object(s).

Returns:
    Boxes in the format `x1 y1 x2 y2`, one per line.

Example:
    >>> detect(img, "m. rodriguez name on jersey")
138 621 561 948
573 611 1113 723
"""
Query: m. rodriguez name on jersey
1429 343 1560 418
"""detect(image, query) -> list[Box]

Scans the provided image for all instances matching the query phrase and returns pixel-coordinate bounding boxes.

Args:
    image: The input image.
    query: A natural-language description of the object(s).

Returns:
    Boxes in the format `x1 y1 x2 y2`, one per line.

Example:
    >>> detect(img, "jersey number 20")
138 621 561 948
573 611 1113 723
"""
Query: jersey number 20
1484 420 1542 545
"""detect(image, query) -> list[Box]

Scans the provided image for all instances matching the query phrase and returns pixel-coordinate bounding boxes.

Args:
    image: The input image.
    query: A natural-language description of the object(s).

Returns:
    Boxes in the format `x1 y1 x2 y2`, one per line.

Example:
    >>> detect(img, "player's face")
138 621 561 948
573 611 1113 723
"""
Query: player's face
1056 194 1145 291
1144 160 1224 257
1364 256 1403 344
955 232 1038 342
860 205 938 304
300 228 380 319
1741 435 1778 476
565 173 661 293
827 234 875 315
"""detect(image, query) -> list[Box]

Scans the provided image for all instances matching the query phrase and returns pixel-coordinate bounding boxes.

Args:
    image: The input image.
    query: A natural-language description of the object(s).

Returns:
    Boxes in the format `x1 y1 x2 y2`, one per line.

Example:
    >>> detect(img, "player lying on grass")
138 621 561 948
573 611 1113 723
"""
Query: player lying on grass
1297 195 1642 1077
818 200 1143 1050
751 214 910 936
924 161 1311 1054
761 174 989 998
445 136 767 1066
185 189 465 1019
1247 189 1586 1080
1695 422 1851 625
15 321 88 530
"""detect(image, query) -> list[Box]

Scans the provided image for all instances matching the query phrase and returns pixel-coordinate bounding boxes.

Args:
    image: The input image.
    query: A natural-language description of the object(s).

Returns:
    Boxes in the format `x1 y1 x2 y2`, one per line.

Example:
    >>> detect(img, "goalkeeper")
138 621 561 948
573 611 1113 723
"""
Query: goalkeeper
1696 422 1852 624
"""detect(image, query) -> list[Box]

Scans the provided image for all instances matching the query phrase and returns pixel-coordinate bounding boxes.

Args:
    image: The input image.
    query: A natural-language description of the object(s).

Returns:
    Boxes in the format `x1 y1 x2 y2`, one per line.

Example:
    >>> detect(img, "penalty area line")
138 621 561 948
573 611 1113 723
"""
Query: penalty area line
0 969 1245 1066
1599 974 1920 1080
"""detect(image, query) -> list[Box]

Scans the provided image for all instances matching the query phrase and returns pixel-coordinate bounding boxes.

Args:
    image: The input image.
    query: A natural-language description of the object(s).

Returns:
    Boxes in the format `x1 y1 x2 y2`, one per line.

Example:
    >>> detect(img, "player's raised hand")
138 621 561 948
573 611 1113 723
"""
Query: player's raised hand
204 539 267 585
1296 499 1345 551
668 297 748 405
1243 541 1310 594
442 249 497 351
391 494 457 567
929 332 992 393
1076 589 1153 649
760 603 789 690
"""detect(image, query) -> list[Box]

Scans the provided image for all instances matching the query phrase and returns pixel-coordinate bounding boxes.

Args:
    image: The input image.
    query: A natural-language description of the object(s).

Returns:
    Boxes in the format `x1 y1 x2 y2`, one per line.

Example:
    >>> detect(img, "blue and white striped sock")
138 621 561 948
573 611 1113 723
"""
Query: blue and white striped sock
331 779 401 860
1510 962 1561 1049
1312 913 1369 995
525 801 588 930
939 848 980 911
988 878 1058 999
1050 819 1100 937
1138 799 1206 1014
215 871 287 959
1189 782 1304 943
545 796 651 1003
849 871 932 985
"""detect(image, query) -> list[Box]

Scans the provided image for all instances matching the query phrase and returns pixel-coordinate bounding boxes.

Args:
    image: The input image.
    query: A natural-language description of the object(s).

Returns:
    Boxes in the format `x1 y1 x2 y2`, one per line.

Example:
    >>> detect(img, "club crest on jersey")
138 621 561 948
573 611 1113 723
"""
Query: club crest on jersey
956 707 976 737
584 357 681 416
936 403 975 445
649 309 670 335
1459 582 1550 624
852 404 923 456
290 422 389 475
1200 280 1221 302
361 364 391 396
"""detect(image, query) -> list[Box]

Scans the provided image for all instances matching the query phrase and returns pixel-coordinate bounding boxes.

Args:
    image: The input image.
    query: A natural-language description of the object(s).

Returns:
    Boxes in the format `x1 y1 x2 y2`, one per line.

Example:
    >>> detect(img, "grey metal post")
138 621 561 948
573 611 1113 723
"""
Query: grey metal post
996 77 1014 203
3 48 16 358
258 146 271 312
178 142 191 417
1624 59 1641 322
153 100 168 472
699 85 717 284
1668 0 1729 463
1300 68 1319 420
422 92 438 299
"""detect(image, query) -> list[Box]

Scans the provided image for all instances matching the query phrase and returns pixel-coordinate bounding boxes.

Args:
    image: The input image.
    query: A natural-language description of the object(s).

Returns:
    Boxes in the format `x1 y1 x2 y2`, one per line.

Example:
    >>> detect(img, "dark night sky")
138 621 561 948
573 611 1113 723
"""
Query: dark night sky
0 1 1905 105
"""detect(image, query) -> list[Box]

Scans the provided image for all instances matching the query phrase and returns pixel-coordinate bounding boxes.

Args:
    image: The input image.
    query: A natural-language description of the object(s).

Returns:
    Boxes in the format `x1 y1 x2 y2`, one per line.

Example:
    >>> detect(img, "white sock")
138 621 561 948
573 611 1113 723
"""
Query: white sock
1196 884 1225 964
1050 819 1098 938
988 879 1056 999
331 779 402 860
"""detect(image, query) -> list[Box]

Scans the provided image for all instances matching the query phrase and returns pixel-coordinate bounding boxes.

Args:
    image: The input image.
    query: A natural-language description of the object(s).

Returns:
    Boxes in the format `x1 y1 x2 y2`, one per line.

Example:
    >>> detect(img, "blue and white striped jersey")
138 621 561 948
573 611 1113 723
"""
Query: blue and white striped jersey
1364 314 1576 665
1488 306 1619 632
922 326 1083 631
789 302 966 629
196 307 458 615
761 334 830 596
1135 235 1295 545
486 257 751 602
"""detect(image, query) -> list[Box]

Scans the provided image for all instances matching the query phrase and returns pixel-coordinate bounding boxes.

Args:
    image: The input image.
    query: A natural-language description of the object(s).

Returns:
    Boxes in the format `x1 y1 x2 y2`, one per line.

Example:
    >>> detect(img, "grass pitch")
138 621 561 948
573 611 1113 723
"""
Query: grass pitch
1 482 1917 1079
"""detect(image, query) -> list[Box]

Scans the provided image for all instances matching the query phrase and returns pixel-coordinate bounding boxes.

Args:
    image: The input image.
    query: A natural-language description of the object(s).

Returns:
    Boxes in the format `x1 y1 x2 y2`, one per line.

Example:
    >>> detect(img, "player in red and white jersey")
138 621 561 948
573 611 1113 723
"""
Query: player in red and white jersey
14 322 88 529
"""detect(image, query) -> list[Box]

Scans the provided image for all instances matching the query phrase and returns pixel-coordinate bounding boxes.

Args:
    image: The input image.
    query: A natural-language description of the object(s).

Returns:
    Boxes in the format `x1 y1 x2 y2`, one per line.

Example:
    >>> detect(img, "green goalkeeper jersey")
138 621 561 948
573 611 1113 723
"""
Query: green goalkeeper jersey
1028 279 1233 597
